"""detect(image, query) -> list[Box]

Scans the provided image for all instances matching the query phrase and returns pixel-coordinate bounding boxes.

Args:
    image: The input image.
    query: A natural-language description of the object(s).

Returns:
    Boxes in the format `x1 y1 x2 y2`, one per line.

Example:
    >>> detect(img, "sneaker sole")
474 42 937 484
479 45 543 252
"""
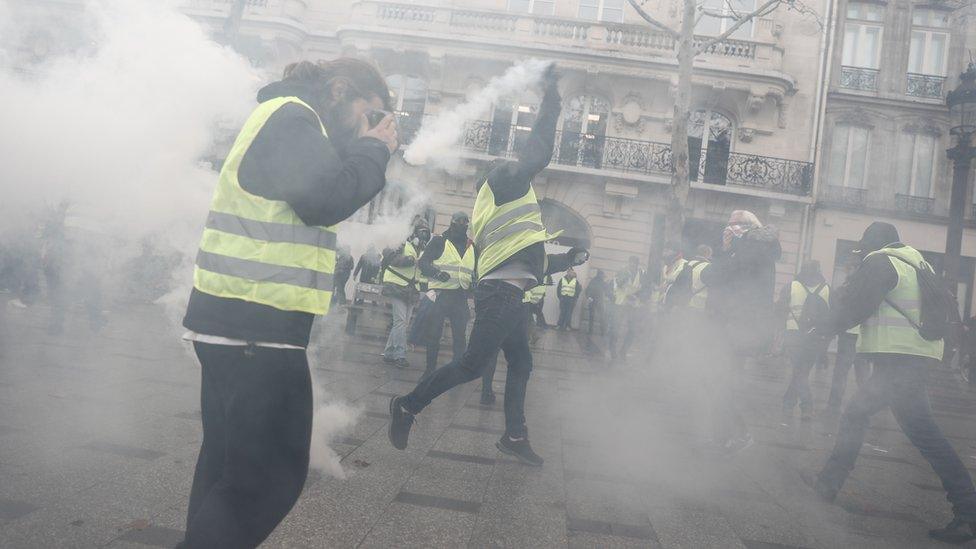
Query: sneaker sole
495 441 543 467
388 396 406 450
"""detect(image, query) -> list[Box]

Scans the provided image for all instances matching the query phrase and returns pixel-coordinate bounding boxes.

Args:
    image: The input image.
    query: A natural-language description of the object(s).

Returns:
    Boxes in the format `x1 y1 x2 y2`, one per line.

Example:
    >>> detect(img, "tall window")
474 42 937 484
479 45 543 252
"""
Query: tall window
827 124 869 188
909 8 949 76
896 133 937 197
488 93 539 155
689 110 733 185
559 95 611 168
508 0 555 15
842 2 884 69
387 74 427 143
579 0 624 22
696 0 756 39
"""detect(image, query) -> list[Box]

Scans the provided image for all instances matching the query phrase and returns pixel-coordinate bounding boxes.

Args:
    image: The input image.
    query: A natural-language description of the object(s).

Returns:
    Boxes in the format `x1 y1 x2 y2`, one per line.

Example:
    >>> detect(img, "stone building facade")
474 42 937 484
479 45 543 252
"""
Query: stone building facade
179 0 831 288
811 0 976 314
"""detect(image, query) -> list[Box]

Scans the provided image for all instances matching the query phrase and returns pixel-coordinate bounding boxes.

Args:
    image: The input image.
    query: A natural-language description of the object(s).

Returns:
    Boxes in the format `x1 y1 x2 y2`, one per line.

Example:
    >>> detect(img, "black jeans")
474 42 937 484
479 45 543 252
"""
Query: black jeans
184 343 312 549
557 296 576 329
404 280 533 438
588 299 607 335
819 355 976 521
828 333 869 408
783 331 820 413
425 290 470 372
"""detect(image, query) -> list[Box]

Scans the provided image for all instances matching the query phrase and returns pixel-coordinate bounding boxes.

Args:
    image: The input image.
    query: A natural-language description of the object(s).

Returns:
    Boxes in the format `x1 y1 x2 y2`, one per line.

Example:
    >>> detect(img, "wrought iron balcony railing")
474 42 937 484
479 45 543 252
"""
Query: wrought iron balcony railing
906 73 946 100
821 185 866 207
840 66 879 92
894 193 934 215
461 120 812 196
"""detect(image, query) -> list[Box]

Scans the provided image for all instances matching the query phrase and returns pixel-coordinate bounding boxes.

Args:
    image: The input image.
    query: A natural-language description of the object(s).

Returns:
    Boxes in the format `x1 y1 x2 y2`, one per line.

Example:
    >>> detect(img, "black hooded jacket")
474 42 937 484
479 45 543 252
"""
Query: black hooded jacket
183 78 391 347
700 225 783 353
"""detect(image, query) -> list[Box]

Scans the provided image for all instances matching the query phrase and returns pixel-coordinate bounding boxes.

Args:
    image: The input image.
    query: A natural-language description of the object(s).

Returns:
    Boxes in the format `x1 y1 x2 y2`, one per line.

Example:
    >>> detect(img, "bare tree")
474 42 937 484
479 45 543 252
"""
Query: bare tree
626 0 821 244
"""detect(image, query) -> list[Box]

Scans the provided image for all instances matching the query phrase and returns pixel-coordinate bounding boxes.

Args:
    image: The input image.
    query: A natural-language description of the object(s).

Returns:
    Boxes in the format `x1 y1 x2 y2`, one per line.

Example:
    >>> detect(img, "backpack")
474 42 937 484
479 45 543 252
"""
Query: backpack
883 254 960 341
792 283 829 332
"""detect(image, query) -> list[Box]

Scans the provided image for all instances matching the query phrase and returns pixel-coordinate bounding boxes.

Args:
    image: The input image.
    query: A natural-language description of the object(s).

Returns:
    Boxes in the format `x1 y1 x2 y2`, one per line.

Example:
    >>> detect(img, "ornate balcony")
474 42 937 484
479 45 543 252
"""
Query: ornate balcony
349 2 785 73
461 121 812 196
894 193 934 215
906 73 946 100
840 66 879 92
821 185 866 207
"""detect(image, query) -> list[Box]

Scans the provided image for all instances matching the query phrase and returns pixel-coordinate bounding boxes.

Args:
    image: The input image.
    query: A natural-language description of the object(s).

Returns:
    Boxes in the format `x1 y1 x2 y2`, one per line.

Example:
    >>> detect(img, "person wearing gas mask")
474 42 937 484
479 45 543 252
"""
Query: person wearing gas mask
699 210 781 454
180 58 396 548
418 211 475 375
387 64 589 466
381 218 430 368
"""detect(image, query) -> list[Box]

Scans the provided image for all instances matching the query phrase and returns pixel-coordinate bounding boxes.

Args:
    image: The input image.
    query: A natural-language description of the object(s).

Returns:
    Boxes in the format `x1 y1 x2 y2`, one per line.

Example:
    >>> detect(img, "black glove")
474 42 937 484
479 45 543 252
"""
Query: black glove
568 246 589 266
435 271 451 282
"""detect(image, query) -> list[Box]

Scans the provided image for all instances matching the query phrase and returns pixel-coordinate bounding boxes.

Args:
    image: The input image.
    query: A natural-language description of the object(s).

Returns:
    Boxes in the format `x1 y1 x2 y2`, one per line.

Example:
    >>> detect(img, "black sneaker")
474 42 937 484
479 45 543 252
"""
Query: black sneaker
393 358 409 369
382 355 396 364
800 470 838 503
496 435 544 466
480 391 496 406
388 396 415 450
929 518 976 544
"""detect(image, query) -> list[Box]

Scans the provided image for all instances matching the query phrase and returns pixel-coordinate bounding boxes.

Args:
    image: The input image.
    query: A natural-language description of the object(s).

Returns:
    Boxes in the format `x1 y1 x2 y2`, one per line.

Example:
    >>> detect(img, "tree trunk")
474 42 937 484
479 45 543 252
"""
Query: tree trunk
666 0 698 246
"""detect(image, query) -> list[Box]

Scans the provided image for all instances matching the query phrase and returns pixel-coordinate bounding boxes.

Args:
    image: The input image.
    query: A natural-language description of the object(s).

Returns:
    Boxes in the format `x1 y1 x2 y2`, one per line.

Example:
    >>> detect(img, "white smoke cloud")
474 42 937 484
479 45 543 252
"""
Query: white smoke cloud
402 58 550 171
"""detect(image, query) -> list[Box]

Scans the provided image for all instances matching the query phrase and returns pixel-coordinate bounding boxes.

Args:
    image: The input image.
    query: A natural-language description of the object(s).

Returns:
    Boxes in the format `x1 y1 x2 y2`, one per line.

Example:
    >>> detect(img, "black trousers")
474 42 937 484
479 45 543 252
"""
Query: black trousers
819 355 976 521
425 290 470 372
404 280 533 438
557 296 577 329
827 332 869 408
183 343 312 549
782 331 821 414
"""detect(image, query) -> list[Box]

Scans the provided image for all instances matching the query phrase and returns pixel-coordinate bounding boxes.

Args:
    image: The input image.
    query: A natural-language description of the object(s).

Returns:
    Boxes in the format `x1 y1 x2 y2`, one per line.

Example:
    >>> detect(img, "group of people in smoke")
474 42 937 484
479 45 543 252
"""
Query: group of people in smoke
175 55 976 548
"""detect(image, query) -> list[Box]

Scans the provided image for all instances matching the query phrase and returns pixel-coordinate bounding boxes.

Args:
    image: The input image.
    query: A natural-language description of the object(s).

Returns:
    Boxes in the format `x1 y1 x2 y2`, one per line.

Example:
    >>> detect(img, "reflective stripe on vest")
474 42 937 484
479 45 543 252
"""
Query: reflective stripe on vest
193 96 336 315
856 246 944 360
383 242 419 287
471 182 550 279
786 281 829 331
524 285 546 304
688 260 709 310
559 277 578 297
428 240 475 290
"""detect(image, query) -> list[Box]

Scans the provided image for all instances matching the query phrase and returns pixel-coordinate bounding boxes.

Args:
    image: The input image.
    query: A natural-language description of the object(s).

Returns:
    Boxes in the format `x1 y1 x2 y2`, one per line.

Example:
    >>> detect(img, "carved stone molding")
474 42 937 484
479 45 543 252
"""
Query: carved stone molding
738 128 756 142
612 93 648 132
834 108 876 128
903 121 943 136
747 93 765 113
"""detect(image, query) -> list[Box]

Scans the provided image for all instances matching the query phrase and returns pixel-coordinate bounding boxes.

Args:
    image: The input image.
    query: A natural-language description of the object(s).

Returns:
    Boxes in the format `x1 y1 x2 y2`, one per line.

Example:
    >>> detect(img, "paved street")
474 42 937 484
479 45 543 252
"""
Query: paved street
2 300 976 548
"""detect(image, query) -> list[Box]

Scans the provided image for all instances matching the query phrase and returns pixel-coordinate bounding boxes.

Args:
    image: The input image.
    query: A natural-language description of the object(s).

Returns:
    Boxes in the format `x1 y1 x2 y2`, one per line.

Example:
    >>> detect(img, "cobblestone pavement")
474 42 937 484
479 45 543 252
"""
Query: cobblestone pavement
2 300 976 548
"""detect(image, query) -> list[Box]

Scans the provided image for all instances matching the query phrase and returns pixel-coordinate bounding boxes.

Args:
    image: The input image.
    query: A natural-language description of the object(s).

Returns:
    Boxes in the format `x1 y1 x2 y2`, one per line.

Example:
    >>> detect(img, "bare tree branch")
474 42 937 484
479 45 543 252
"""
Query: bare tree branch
725 0 744 20
626 0 681 39
694 0 781 54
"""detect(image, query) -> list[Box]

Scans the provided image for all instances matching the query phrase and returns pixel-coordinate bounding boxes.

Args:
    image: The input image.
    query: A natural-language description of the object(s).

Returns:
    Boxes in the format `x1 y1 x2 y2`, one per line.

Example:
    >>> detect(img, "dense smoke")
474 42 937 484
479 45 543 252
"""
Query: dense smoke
402 58 550 171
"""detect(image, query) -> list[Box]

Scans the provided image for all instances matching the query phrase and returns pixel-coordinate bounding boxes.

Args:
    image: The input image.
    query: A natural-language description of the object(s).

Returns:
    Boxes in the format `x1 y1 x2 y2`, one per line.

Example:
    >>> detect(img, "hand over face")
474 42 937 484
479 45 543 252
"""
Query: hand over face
361 113 398 153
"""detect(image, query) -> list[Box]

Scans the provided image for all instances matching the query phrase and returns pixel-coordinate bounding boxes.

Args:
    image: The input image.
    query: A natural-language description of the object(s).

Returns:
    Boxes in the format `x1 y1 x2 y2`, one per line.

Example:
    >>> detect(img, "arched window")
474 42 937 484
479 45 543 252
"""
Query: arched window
387 74 427 143
488 92 540 156
689 109 733 185
559 95 611 168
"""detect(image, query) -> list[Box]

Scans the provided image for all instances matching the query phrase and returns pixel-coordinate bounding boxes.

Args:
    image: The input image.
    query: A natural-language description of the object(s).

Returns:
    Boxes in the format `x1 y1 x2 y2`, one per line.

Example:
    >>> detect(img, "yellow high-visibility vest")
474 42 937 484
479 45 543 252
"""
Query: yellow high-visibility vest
428 239 475 290
559 277 579 297
383 242 419 287
614 270 642 306
687 260 709 310
471 182 552 280
786 281 830 331
857 246 944 360
193 96 336 315
524 285 546 304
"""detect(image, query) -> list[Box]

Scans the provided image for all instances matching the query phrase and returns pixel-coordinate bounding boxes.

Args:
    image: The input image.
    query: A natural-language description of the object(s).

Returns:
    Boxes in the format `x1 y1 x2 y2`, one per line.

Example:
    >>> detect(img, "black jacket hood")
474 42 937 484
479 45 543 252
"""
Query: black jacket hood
256 78 322 109
855 222 901 255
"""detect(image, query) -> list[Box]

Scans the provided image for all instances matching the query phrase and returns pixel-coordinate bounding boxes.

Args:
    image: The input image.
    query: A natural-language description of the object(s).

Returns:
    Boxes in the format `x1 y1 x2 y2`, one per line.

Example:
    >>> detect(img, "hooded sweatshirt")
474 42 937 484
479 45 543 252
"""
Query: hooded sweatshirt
182 78 391 347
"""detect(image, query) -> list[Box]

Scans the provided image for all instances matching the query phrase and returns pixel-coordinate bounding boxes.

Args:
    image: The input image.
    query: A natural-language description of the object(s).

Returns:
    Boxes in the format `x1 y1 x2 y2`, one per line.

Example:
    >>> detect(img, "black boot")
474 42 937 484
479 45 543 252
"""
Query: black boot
496 434 543 466
929 518 976 544
480 390 496 406
388 396 416 450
